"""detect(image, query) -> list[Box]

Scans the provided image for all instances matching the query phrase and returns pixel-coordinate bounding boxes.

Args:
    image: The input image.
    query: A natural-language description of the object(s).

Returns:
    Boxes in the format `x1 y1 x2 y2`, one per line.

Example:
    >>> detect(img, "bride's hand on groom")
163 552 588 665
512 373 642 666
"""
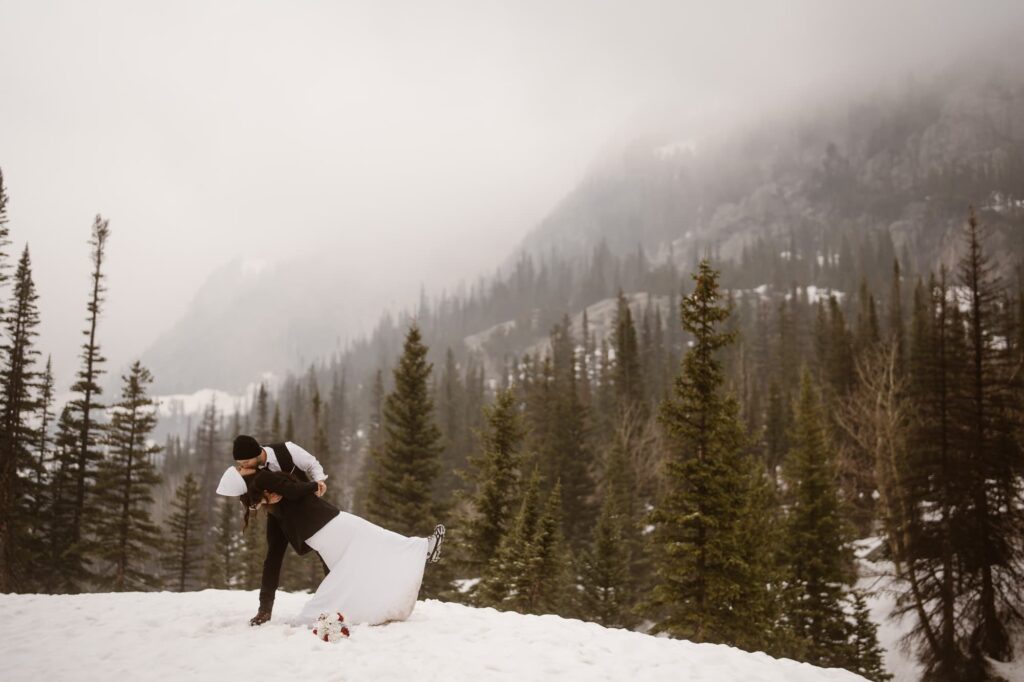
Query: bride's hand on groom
316 481 327 497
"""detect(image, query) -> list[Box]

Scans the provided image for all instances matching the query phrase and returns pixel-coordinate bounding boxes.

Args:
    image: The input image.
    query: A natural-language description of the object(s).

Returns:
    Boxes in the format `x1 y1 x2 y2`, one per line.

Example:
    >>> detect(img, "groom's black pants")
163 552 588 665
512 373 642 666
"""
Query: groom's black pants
259 514 330 613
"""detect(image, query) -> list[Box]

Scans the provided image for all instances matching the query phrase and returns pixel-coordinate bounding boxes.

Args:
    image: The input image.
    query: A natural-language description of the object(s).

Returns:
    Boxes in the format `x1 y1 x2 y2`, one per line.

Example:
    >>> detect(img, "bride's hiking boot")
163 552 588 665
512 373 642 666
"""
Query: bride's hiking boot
427 524 446 563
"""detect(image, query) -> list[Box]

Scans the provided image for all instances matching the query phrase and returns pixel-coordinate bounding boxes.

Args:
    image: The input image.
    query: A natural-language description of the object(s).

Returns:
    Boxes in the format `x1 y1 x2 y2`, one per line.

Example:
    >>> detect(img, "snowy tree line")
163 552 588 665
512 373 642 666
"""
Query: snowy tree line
0 169 221 595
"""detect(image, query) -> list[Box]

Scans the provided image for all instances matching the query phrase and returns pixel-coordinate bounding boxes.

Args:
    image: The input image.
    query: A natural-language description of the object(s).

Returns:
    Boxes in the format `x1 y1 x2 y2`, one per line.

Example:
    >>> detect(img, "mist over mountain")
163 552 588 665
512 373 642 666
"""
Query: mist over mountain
144 53 1024 402
138 253 403 395
516 57 1024 278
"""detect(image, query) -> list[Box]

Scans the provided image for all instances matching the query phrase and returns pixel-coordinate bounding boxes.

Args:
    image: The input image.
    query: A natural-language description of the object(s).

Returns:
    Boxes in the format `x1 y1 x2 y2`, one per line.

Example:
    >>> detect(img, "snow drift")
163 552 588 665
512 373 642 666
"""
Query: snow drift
0 591 866 681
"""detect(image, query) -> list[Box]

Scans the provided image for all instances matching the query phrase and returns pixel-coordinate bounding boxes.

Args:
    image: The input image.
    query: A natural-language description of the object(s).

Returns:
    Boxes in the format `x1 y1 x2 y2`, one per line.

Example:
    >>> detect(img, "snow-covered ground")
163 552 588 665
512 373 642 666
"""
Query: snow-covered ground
0 591 866 682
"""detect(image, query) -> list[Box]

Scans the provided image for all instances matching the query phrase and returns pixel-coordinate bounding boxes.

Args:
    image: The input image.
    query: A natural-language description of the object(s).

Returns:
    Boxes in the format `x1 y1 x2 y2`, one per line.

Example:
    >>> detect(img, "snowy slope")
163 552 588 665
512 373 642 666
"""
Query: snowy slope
0 591 866 682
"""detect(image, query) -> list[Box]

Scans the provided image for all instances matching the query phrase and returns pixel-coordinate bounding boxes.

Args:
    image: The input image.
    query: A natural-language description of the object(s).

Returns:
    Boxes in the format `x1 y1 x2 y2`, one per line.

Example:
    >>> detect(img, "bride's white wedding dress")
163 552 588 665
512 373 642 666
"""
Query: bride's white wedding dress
291 511 429 626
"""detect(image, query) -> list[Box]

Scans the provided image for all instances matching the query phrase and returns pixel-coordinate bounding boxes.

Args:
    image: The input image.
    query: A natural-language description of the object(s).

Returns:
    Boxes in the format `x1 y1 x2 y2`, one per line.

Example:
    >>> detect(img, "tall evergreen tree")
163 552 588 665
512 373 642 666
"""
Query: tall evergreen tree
580 405 644 627
955 208 1023 667
855 279 881 356
579 483 631 627
762 379 790 485
647 259 774 649
91 361 163 591
270 403 281 441
0 245 41 590
782 369 868 671
898 267 972 678
0 169 10 278
205 495 242 590
254 382 270 442
30 356 55 528
162 473 203 592
479 468 541 608
519 481 572 615
613 291 644 410
482 471 571 615
353 368 385 516
888 259 905 372
463 388 524 595
67 215 110 575
237 509 268 590
43 406 84 591
366 324 442 536
195 400 220 548
436 347 465 498
544 315 594 546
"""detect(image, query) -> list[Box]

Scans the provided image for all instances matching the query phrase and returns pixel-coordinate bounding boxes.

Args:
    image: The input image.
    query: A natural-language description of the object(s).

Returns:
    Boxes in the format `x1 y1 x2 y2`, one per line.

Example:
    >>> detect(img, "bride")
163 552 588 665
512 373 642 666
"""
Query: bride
217 465 445 626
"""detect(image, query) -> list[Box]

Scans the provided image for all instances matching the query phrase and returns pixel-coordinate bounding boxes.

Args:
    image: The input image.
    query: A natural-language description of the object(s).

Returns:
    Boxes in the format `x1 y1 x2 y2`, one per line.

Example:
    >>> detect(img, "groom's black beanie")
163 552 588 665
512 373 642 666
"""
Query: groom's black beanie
233 434 262 461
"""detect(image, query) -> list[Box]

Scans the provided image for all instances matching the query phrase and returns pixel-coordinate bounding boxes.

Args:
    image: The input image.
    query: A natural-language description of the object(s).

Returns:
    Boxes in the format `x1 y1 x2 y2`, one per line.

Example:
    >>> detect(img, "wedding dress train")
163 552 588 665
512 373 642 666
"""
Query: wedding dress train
292 511 429 626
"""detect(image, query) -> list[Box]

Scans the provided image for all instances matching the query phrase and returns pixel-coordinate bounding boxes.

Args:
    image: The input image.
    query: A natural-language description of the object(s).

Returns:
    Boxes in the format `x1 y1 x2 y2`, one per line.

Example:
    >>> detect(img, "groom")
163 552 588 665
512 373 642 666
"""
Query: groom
223 434 330 626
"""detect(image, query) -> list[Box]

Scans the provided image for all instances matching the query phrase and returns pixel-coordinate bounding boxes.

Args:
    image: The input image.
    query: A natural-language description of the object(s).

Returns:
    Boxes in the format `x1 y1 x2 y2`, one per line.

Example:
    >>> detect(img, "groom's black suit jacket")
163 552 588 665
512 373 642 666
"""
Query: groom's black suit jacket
254 469 340 554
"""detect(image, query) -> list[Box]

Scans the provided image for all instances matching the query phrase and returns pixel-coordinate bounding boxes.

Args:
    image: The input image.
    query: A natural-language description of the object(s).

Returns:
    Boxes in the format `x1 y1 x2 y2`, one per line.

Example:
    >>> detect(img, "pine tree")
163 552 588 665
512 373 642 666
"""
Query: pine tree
478 468 541 608
162 473 203 592
955 207 1023 667
0 245 41 590
543 315 594 546
90 361 163 591
763 379 789 485
855 279 880 356
0 169 10 285
519 482 572 615
483 470 571 616
205 495 242 589
898 267 971 678
270 403 281 441
29 356 55 546
328 368 353 506
580 407 642 627
825 295 855 398
647 259 774 649
43 406 84 591
782 369 858 668
579 491 631 627
237 509 268 590
463 388 524 595
67 216 110 579
888 259 905 372
846 592 891 681
353 369 384 516
254 382 270 442
366 324 442 536
194 400 220 550
309 383 333 504
613 291 644 410
579 307 593 407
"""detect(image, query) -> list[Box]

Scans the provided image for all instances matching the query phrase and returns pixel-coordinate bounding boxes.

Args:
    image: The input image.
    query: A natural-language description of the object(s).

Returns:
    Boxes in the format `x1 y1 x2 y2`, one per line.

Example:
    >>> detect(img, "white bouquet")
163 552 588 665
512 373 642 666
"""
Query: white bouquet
313 612 351 642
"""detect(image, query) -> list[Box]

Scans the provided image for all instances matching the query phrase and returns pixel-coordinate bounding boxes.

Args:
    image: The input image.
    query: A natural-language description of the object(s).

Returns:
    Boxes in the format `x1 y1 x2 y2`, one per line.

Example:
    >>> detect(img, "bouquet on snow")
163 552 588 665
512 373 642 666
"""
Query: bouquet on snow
314 612 350 642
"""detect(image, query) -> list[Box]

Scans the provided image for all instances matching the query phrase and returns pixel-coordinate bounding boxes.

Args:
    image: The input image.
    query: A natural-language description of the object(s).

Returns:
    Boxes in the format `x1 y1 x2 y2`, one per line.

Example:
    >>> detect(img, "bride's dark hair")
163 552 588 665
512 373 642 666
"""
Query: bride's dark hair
239 472 262 530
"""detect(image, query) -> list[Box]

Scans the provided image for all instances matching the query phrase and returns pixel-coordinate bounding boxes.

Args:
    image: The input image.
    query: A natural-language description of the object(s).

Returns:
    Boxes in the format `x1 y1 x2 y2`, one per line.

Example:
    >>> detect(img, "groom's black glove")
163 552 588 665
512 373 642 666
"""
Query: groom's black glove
249 609 272 626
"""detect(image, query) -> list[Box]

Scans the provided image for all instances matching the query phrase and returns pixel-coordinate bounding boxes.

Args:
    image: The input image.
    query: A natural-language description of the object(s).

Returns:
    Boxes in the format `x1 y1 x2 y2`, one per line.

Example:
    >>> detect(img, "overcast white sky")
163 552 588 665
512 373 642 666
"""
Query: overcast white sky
1 0 1022 390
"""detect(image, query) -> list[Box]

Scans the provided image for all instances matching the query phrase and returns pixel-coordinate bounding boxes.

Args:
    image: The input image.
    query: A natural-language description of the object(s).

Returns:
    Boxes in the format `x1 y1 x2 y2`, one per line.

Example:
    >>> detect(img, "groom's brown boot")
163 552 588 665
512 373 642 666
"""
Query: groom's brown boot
249 609 272 626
